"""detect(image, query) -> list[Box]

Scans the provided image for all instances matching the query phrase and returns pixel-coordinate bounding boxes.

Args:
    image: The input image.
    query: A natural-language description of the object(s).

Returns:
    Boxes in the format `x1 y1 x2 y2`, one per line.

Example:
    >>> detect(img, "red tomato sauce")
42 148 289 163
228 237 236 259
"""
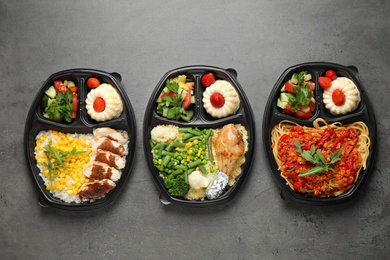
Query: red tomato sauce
277 126 362 197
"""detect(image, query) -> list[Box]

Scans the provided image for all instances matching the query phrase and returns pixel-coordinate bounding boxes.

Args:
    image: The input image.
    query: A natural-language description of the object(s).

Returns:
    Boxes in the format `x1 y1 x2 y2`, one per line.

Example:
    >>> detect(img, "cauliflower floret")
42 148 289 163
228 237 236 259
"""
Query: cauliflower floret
188 170 210 190
150 125 179 143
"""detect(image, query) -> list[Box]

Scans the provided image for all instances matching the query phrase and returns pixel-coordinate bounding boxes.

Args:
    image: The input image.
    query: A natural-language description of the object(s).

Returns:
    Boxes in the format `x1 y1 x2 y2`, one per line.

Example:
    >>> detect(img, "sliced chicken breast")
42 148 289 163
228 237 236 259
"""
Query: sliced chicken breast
78 179 116 199
93 127 128 145
83 161 121 182
90 149 126 170
92 136 126 156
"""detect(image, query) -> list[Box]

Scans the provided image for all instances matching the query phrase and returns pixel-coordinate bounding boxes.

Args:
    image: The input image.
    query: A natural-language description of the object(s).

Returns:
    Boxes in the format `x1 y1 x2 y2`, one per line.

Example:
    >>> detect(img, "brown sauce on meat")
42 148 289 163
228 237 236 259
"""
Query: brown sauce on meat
98 139 125 156
79 181 114 199
95 152 119 169
90 164 113 180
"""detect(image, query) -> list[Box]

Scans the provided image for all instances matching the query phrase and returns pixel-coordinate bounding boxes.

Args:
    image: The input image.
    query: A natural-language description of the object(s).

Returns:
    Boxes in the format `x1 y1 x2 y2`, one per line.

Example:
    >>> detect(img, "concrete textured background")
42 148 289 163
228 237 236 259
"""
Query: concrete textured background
1 1 389 259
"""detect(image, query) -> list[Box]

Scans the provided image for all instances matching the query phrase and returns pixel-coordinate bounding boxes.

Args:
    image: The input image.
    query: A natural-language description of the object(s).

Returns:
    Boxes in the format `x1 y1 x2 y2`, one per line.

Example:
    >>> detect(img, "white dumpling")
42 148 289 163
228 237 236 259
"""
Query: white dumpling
202 80 240 118
323 77 361 115
86 83 124 121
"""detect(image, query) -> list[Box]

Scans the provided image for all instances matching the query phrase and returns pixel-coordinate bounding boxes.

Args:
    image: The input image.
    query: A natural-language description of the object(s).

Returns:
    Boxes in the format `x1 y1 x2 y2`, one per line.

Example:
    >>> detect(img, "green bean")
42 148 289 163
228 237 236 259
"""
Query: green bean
199 164 208 175
187 128 203 136
162 155 171 167
172 169 183 176
187 136 200 142
208 136 214 164
178 127 191 133
173 165 187 170
181 133 194 140
183 171 189 183
171 140 186 147
158 143 166 158
188 159 203 168
161 150 175 157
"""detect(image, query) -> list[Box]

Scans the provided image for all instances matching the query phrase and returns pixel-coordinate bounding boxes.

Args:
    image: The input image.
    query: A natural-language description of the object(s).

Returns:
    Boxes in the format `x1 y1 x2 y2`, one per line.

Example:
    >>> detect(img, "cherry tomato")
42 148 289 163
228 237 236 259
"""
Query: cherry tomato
332 89 346 106
54 80 67 92
182 90 192 109
201 73 215 87
71 94 78 119
210 93 225 108
87 77 100 89
69 86 78 93
295 110 312 119
325 70 337 81
284 83 298 94
318 76 332 89
93 97 106 112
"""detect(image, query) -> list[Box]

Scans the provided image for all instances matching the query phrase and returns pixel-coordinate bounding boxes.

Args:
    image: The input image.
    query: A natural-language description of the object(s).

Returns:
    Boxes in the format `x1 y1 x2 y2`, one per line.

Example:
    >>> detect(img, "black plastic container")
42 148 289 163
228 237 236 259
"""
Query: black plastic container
262 62 377 205
143 65 255 207
24 69 136 210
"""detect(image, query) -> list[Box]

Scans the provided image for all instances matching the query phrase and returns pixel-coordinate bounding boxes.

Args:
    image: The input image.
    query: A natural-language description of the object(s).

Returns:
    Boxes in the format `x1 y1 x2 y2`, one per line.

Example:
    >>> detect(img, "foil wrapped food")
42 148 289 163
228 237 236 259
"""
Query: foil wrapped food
205 171 229 200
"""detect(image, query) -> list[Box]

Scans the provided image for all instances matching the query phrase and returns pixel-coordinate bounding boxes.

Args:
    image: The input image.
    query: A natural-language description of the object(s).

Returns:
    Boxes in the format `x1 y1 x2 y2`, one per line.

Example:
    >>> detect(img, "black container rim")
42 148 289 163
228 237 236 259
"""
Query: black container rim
143 65 256 207
24 68 137 211
262 62 377 206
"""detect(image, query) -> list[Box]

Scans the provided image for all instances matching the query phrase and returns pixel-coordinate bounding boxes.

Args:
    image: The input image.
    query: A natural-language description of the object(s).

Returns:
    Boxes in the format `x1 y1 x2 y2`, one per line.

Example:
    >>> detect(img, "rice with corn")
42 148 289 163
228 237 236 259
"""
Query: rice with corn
35 130 93 203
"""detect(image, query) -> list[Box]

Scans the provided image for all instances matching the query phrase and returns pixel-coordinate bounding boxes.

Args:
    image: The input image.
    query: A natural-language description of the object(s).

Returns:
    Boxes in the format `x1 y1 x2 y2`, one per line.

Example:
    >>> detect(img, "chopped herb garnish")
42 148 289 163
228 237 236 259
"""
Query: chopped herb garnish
294 140 342 177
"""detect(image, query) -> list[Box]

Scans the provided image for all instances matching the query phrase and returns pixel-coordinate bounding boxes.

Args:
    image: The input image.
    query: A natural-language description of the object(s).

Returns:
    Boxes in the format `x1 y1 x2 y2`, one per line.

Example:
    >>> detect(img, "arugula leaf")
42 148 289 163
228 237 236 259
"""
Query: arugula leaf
294 140 342 177
43 140 86 184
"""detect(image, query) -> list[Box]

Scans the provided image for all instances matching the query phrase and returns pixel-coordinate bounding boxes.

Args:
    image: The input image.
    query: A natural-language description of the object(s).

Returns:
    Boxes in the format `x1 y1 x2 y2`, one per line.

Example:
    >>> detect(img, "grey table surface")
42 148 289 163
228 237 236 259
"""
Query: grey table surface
1 1 389 259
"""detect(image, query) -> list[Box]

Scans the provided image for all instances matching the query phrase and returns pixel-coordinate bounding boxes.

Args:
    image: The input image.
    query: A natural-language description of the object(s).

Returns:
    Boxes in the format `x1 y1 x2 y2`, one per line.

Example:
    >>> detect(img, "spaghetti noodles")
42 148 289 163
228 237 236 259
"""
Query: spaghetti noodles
271 118 370 197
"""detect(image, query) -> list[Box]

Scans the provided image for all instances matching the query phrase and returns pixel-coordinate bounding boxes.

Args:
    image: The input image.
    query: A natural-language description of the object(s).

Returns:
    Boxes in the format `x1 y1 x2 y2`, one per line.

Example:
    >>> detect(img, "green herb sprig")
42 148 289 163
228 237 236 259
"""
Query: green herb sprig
43 140 86 183
294 140 342 177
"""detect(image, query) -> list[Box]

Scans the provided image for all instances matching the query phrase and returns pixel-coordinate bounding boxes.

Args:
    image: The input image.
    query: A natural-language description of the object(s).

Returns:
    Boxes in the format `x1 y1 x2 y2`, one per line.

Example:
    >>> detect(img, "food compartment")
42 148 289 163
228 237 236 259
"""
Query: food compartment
150 71 197 123
199 70 243 122
37 74 81 125
81 73 127 126
263 62 377 205
144 66 255 207
24 69 137 210
273 69 318 121
317 67 366 119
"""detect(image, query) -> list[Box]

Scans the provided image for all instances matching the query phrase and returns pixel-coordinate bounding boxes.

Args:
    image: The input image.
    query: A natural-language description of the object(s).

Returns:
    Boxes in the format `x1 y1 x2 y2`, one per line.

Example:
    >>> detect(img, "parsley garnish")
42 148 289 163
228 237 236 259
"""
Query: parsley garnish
43 89 74 122
288 72 313 111
294 140 342 177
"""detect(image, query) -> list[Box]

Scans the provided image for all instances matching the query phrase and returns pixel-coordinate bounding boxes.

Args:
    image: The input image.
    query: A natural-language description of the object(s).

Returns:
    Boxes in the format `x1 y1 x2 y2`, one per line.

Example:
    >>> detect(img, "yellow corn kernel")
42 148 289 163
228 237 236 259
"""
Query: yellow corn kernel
187 150 193 155
158 159 162 165
185 142 192 149
193 139 199 145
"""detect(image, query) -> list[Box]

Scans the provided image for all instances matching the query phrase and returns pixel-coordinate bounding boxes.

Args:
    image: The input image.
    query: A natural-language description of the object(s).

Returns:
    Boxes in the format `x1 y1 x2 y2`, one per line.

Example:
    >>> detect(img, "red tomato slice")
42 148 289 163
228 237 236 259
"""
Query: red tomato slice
54 80 67 92
182 90 192 109
93 97 106 112
308 81 315 91
309 101 316 112
69 86 78 93
161 91 176 99
318 76 332 89
295 110 312 119
332 89 346 106
325 70 337 81
71 94 78 118
210 93 225 108
284 104 295 114
201 73 215 87
87 77 100 89
284 83 298 94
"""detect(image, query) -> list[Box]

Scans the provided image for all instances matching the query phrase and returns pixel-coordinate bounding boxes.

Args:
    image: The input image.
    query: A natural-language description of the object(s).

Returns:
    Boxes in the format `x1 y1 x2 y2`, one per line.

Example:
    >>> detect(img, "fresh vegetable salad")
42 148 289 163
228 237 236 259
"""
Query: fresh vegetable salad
156 75 195 121
41 80 79 123
276 71 316 119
